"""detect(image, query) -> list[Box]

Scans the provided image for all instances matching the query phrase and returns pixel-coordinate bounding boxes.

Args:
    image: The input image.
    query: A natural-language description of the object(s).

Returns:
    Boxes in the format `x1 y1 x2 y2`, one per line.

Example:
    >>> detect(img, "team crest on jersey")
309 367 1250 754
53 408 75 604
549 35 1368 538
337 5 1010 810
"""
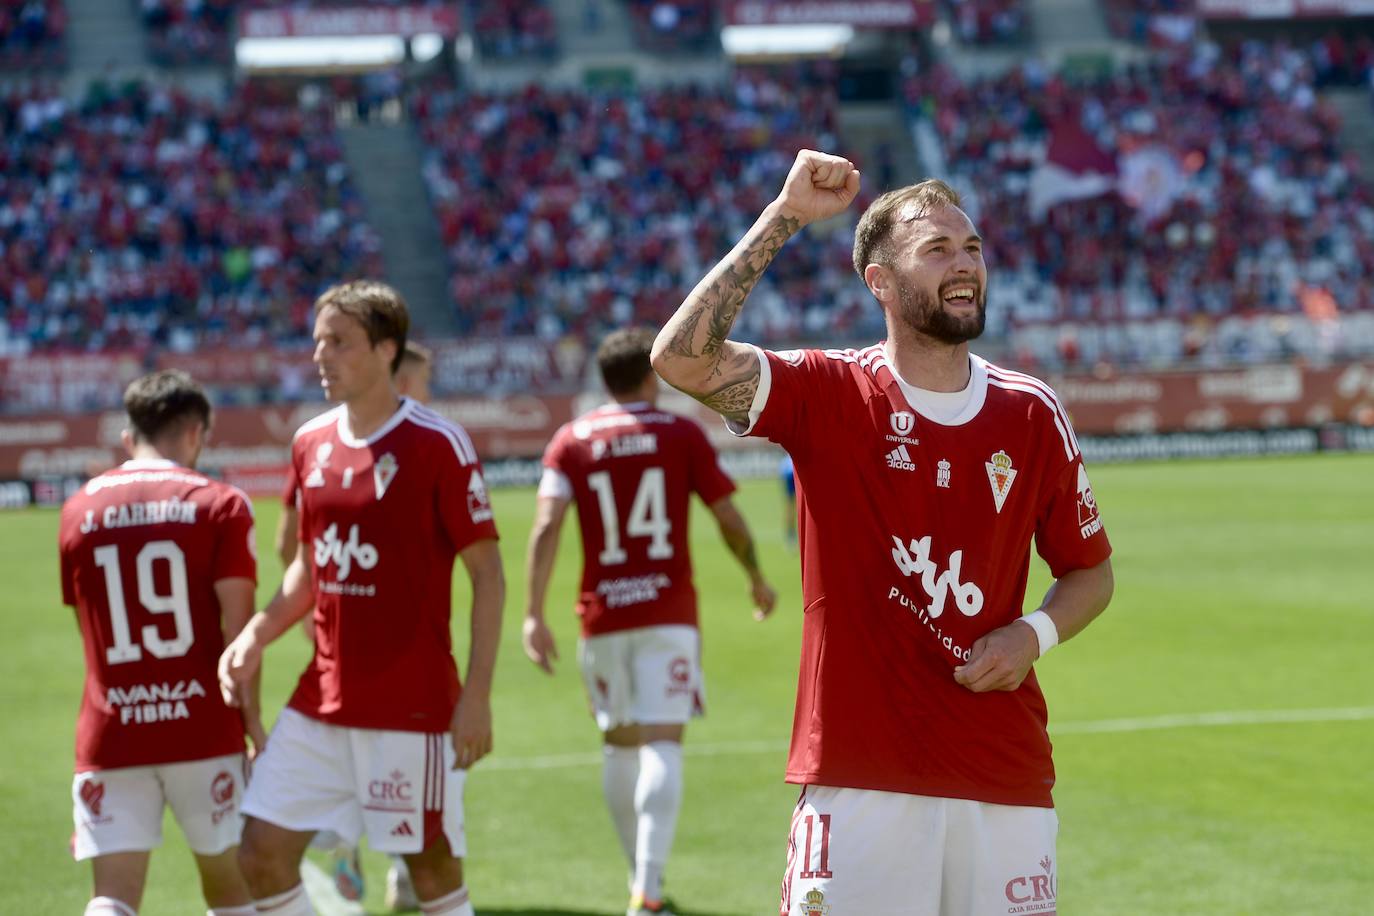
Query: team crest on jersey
373 453 399 500
798 889 829 915
1076 464 1102 538
467 470 493 523
890 411 915 437
985 450 1017 513
936 458 952 488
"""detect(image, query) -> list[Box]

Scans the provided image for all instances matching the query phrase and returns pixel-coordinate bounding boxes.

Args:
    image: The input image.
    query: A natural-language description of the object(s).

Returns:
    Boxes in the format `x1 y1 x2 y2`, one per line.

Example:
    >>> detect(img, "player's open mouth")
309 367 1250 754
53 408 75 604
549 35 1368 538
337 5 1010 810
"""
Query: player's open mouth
942 286 977 305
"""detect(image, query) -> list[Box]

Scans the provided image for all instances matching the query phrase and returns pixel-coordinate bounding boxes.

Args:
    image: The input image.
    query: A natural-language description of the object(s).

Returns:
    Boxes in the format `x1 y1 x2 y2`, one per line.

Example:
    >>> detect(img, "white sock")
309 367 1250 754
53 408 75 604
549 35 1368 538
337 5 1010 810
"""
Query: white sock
603 743 641 866
209 907 258 916
253 884 315 915
419 885 472 915
85 898 136 916
633 740 683 901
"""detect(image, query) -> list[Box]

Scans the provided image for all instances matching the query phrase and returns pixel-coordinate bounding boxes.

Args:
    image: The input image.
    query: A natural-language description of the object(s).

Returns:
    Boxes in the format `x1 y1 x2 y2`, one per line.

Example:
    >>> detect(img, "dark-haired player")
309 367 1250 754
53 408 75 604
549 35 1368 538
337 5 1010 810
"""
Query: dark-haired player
60 369 261 916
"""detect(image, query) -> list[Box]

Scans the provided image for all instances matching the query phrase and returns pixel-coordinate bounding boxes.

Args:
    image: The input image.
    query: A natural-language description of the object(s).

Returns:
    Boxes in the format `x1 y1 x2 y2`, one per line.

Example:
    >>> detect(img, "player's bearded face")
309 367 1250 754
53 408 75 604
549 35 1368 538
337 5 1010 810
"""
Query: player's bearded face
895 272 986 344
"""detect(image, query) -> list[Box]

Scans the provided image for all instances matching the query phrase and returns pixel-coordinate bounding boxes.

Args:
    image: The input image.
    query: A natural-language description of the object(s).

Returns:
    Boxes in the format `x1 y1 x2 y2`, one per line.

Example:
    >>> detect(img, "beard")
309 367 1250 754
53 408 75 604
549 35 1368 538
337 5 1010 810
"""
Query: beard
895 276 987 344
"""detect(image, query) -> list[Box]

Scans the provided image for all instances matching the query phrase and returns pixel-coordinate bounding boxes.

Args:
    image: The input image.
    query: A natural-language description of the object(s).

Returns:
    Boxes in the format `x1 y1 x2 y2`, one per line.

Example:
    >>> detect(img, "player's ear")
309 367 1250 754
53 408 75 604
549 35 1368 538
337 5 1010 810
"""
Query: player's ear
377 337 398 370
120 428 136 458
864 263 892 302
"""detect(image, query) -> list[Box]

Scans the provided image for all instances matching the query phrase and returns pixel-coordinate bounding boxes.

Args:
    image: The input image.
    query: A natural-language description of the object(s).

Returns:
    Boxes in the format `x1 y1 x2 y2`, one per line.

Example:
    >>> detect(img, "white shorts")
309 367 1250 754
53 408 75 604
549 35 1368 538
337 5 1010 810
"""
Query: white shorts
779 785 1059 916
578 624 703 731
71 753 246 861
242 708 465 856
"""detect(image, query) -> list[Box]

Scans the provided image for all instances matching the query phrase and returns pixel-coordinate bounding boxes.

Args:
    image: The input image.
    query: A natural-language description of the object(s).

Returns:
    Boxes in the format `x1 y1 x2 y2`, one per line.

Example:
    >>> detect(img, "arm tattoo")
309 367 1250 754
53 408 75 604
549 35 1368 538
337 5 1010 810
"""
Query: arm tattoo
668 212 800 372
664 306 703 359
699 356 761 425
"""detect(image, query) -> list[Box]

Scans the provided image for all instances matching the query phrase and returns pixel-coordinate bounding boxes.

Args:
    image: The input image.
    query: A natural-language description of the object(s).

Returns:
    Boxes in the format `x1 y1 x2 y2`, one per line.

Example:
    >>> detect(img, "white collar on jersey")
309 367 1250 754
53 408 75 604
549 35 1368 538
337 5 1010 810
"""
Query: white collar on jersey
883 344 990 427
336 396 416 448
119 458 180 470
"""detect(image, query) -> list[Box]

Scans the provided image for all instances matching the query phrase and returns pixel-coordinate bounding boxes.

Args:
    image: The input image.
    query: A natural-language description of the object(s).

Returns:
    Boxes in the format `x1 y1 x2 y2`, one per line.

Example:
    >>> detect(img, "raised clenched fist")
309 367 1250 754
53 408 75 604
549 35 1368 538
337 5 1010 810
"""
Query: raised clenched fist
774 149 862 227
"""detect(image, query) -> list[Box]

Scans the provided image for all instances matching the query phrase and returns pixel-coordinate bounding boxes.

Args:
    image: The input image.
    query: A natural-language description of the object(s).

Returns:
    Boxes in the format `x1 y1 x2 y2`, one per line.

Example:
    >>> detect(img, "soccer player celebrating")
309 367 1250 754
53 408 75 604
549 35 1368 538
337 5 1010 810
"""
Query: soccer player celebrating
523 328 777 916
219 281 504 916
652 151 1115 915
273 338 434 912
59 370 261 916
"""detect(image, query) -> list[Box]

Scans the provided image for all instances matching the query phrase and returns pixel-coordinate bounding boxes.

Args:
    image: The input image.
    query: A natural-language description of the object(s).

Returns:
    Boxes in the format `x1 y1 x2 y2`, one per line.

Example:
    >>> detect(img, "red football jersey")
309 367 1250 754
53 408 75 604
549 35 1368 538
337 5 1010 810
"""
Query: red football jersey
736 345 1112 808
541 402 736 637
288 399 499 732
59 459 257 772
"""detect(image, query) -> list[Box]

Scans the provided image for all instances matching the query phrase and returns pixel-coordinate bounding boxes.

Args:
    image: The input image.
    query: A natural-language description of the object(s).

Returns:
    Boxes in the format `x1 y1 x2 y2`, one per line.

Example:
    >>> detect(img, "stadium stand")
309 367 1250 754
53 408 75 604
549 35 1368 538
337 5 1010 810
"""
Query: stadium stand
0 0 66 68
411 67 882 343
622 0 717 53
469 0 558 59
904 39 1374 367
944 0 1028 45
139 0 234 66
0 79 384 353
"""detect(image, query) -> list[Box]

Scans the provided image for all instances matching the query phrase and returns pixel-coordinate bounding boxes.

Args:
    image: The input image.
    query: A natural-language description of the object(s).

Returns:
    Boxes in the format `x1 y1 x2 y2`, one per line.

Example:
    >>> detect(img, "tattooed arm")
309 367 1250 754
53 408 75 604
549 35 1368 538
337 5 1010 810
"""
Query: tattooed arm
651 150 861 423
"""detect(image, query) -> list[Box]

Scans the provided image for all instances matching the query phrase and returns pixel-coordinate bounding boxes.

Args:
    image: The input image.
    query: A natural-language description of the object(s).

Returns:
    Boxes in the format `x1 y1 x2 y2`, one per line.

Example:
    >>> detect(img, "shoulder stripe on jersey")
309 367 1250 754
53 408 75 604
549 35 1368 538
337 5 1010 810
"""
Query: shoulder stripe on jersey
224 482 257 518
408 409 477 466
986 366 1081 455
822 348 860 364
292 405 346 442
412 405 480 463
987 378 1077 461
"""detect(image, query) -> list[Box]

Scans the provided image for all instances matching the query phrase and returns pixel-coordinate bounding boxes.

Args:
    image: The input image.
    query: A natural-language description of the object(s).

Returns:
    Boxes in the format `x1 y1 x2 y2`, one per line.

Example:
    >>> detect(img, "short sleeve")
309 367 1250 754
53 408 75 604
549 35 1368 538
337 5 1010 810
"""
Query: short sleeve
437 446 500 553
212 488 258 584
685 420 736 505
281 458 299 508
58 510 76 607
1035 455 1112 579
727 346 822 451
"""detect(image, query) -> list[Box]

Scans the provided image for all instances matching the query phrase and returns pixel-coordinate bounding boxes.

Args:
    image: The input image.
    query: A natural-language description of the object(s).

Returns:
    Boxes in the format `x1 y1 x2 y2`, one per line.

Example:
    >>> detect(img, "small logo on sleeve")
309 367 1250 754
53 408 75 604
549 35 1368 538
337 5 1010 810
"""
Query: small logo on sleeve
1076 464 1102 538
467 471 493 523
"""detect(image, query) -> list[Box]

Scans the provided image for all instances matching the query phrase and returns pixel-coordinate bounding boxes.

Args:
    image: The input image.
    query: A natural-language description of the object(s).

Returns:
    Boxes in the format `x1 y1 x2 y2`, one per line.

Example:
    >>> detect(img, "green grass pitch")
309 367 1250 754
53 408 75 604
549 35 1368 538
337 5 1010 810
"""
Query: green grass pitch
3 454 1371 914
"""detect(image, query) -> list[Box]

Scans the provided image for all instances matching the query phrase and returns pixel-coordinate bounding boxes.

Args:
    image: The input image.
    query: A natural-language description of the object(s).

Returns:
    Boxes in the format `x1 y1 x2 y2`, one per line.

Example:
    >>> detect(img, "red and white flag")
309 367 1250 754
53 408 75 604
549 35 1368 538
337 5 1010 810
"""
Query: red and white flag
1028 119 1118 221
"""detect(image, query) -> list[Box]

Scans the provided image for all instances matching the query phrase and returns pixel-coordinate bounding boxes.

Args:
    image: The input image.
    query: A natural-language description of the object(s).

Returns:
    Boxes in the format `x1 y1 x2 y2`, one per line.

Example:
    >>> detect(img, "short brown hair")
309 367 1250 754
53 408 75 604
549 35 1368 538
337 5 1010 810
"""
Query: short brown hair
596 328 656 396
124 370 212 443
315 280 410 373
852 179 962 276
399 339 432 370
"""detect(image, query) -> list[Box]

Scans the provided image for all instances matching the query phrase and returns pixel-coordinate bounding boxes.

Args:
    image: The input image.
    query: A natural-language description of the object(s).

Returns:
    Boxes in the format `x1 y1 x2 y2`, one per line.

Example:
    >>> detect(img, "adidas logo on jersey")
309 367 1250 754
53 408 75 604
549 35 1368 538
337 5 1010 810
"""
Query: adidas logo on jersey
390 820 414 837
885 444 916 472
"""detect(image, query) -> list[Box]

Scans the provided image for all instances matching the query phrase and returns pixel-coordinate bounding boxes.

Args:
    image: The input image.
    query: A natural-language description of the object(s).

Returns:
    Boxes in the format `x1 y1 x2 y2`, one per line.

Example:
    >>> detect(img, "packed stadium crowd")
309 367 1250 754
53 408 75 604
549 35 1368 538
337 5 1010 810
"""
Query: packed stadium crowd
0 80 383 353
944 0 1027 44
903 38 1374 365
412 66 882 343
0 0 64 68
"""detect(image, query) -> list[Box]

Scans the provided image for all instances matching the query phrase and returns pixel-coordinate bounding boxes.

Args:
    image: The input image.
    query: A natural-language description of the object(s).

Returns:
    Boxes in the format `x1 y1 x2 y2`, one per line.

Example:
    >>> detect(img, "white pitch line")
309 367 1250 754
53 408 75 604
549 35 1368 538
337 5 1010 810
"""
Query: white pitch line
480 707 1374 773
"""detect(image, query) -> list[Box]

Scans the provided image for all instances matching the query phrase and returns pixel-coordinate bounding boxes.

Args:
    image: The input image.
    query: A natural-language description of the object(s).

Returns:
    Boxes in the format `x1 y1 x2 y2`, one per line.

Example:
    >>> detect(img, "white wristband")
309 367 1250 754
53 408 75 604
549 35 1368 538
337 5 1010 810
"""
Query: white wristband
1020 610 1059 658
